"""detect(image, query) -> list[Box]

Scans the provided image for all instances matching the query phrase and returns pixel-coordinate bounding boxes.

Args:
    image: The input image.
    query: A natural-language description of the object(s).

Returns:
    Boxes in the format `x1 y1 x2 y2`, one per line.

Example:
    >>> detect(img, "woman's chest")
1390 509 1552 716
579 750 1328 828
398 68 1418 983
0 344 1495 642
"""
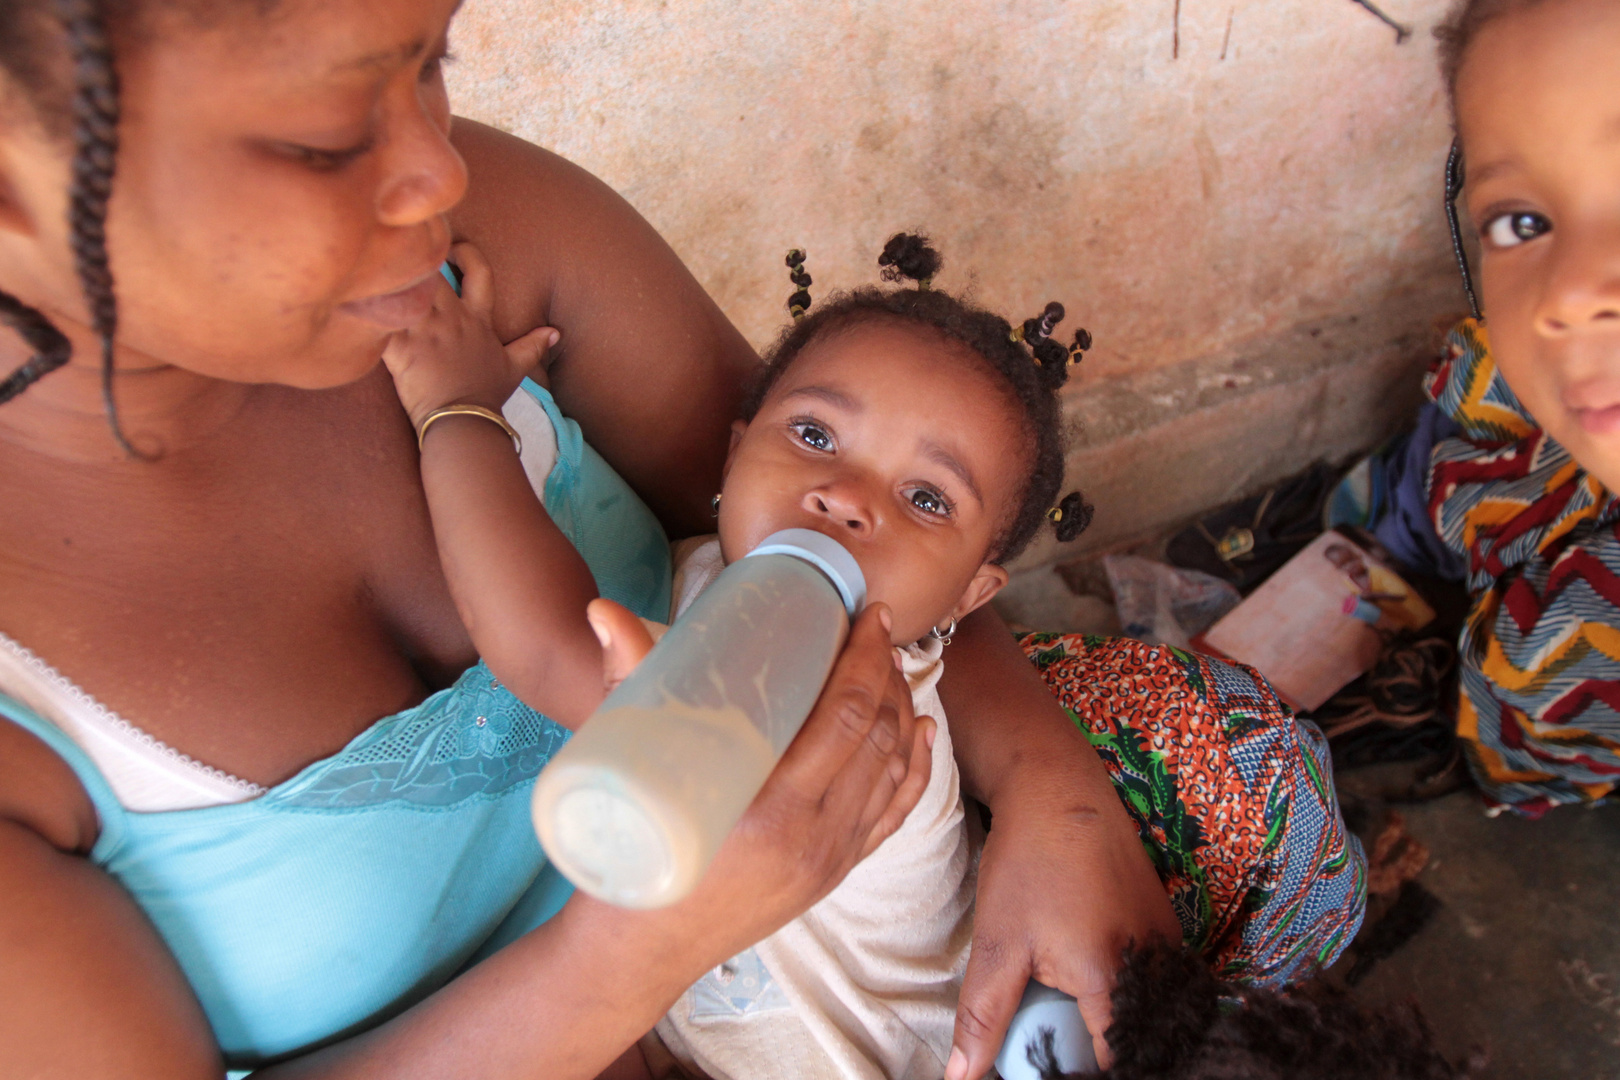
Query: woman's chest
0 394 477 787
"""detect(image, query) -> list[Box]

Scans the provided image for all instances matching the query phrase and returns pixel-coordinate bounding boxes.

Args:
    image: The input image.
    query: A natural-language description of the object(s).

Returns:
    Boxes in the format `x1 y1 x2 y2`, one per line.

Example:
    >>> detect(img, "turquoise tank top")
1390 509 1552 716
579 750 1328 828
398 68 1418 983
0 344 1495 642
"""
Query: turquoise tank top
0 380 671 1070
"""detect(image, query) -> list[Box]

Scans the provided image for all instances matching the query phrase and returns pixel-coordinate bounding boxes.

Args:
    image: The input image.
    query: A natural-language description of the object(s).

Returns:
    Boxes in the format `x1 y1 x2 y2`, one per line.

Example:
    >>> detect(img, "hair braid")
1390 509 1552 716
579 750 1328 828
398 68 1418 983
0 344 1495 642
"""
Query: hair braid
56 0 139 455
0 291 73 403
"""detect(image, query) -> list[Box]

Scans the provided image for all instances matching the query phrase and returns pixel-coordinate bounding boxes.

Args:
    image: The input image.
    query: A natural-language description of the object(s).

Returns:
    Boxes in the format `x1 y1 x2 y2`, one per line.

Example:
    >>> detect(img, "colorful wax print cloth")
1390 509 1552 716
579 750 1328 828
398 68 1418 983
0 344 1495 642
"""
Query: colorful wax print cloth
1019 634 1366 985
1426 319 1620 817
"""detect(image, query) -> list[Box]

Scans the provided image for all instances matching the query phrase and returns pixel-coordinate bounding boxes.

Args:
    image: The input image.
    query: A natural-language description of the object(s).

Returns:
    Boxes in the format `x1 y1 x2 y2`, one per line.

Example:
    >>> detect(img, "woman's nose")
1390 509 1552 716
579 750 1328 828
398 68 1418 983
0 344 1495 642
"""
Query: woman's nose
1534 229 1620 335
803 484 874 536
375 105 468 228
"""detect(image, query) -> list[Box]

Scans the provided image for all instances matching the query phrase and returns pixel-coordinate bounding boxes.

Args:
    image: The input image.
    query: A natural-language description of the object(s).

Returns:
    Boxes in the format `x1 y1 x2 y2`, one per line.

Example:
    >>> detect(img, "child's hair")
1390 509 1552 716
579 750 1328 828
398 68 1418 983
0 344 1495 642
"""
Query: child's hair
1029 943 1475 1080
742 234 1093 564
1435 0 1552 103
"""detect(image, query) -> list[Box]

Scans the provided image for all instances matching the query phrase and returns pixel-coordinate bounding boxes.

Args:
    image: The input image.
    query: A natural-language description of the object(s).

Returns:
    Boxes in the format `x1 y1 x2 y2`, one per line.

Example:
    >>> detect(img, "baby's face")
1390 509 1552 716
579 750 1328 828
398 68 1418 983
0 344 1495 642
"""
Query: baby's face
1456 0 1620 487
718 320 1029 645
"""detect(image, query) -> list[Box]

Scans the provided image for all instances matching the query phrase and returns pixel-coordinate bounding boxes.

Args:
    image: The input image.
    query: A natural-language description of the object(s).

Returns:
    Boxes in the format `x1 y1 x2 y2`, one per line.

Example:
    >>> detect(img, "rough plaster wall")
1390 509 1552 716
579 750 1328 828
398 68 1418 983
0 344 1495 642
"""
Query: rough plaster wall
446 0 1465 568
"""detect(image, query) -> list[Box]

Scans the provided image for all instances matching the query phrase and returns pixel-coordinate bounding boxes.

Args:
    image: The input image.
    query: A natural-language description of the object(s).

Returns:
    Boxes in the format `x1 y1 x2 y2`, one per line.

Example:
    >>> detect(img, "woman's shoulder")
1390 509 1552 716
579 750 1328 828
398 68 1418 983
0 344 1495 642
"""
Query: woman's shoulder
448 120 676 343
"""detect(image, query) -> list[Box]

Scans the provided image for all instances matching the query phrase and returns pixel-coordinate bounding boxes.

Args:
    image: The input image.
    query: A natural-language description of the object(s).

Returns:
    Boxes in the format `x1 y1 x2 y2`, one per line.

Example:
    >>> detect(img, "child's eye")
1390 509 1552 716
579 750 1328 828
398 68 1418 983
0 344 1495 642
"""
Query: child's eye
1484 211 1552 249
906 486 954 518
789 421 834 452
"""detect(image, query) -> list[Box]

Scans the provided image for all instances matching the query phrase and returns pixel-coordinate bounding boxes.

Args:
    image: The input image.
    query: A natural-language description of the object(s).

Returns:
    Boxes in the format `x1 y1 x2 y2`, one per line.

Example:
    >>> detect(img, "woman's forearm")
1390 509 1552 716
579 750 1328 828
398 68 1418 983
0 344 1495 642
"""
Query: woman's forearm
261 896 709 1080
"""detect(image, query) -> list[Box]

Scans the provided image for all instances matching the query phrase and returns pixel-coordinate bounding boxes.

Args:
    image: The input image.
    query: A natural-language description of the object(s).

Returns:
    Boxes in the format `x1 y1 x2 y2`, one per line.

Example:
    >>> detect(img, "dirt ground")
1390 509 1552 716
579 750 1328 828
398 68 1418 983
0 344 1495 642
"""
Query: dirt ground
1334 765 1620 1079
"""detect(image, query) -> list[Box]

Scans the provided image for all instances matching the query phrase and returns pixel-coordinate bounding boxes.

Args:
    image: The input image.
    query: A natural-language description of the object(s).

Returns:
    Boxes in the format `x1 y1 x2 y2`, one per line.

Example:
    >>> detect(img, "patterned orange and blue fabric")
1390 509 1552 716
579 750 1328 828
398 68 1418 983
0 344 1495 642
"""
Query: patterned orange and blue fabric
1019 633 1366 984
1427 319 1620 817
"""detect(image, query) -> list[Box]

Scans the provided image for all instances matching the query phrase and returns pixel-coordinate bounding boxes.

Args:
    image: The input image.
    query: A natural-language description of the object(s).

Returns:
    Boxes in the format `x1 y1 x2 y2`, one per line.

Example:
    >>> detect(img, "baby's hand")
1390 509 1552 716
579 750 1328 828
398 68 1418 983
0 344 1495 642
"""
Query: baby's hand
382 241 560 428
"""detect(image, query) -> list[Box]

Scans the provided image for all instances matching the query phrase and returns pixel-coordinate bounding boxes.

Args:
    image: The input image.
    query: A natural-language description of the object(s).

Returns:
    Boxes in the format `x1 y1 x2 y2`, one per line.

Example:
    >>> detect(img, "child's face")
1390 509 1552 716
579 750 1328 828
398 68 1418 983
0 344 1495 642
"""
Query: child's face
718 321 1028 645
1456 0 1620 488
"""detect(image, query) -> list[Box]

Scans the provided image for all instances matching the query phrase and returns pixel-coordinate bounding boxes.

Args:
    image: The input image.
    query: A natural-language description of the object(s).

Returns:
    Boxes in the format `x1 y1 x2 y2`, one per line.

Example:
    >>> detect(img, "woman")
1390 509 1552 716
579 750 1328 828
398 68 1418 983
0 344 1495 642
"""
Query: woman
0 0 1360 1076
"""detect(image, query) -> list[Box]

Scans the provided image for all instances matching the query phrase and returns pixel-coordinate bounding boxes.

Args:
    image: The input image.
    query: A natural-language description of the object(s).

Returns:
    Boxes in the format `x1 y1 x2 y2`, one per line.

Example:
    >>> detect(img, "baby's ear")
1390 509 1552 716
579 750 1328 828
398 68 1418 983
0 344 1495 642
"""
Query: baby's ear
952 563 1010 623
722 418 749 482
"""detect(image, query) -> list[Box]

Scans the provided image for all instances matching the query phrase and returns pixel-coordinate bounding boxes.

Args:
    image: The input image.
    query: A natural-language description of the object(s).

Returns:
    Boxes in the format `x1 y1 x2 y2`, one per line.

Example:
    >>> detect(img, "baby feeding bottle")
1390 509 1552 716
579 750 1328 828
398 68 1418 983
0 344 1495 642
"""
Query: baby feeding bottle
532 528 866 908
995 980 1096 1080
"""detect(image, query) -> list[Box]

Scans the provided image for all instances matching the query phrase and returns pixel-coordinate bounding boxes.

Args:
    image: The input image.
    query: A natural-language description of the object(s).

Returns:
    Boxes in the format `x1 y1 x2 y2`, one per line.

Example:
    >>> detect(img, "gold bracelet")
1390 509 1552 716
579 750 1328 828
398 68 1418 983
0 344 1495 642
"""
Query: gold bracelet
416 404 523 455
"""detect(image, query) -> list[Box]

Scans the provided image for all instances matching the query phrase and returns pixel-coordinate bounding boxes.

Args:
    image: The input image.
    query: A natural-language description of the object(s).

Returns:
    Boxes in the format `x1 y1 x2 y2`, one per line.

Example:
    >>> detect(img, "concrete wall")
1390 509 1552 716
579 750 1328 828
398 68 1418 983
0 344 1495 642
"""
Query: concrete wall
447 0 1465 571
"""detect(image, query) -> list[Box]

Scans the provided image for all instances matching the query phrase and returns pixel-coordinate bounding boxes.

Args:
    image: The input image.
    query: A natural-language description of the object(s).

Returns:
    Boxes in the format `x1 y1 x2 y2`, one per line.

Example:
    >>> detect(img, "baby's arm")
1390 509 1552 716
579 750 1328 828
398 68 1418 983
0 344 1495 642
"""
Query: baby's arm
383 242 606 728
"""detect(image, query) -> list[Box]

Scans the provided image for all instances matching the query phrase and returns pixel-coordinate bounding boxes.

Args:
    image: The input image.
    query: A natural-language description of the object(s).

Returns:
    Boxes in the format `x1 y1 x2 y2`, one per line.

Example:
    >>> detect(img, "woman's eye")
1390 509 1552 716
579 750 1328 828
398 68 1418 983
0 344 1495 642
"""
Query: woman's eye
1485 211 1551 248
278 139 375 172
908 487 952 517
791 422 833 452
421 50 455 83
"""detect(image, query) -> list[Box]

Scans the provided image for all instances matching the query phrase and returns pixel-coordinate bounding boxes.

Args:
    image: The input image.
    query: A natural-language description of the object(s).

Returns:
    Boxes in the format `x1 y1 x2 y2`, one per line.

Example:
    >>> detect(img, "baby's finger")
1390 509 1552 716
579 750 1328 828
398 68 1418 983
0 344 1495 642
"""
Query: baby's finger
449 241 495 318
505 326 561 383
859 716 934 860
773 605 898 801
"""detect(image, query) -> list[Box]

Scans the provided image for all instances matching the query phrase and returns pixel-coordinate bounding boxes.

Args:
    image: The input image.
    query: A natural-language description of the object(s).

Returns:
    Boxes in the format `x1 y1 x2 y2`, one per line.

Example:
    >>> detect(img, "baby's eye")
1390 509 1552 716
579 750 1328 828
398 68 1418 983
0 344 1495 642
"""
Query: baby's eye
790 421 834 452
1484 211 1551 249
907 487 953 518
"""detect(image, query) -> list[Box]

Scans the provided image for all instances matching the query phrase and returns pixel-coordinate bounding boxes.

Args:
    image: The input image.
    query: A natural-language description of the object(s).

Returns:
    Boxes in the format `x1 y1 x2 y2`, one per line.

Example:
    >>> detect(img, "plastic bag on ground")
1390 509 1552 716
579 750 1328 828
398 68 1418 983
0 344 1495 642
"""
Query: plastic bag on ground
1103 554 1241 651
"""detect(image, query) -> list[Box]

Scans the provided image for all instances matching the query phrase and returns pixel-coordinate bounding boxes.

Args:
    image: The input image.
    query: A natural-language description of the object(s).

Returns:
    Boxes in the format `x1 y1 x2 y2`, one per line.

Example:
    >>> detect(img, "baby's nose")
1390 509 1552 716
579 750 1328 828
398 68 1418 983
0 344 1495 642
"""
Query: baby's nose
804 487 873 535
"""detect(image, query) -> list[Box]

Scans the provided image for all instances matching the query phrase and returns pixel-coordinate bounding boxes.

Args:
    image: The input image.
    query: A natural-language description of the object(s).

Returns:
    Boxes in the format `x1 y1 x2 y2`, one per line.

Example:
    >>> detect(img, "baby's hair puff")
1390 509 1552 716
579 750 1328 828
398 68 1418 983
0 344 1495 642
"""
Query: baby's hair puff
751 233 1094 563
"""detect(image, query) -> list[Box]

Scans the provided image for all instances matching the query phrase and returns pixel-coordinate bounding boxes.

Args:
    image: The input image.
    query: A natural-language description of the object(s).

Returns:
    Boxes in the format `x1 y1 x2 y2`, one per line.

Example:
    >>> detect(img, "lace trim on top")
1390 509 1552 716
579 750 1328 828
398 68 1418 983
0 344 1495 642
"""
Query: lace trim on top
0 630 267 807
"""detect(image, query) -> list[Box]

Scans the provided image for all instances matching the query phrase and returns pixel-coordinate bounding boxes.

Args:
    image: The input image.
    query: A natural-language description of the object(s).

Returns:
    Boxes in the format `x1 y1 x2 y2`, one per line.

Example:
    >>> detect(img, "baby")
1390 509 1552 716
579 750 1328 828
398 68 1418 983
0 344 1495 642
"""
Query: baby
1419 0 1620 815
382 233 1091 1079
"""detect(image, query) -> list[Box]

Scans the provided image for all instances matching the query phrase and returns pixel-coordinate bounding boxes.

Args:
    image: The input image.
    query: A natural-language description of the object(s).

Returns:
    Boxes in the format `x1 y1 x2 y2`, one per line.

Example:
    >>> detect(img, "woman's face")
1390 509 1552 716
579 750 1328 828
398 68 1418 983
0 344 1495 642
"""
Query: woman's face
0 0 466 389
1455 0 1620 488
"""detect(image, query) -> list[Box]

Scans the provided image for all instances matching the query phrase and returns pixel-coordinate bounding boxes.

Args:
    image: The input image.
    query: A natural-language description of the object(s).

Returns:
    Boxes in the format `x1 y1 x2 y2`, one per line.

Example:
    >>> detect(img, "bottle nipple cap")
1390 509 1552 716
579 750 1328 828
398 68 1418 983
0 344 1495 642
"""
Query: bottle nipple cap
743 529 867 616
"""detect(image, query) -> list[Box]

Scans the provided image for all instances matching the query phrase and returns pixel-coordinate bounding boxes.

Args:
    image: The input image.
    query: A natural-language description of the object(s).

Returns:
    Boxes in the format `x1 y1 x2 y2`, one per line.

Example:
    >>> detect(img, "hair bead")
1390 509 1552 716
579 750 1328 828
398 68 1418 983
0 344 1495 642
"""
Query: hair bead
785 248 812 319
1048 491 1094 542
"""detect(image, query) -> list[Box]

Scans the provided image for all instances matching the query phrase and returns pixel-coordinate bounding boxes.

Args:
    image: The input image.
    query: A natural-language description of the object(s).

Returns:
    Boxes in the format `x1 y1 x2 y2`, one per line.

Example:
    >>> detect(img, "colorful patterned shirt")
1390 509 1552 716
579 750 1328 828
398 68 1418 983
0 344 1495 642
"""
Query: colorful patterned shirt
1426 319 1620 816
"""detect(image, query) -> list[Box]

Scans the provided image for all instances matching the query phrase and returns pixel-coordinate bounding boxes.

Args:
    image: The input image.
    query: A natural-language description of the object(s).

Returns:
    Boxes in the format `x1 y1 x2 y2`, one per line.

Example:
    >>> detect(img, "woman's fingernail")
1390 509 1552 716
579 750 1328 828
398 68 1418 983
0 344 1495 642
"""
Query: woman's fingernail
877 605 892 632
945 1047 966 1080
547 329 560 347
925 720 936 749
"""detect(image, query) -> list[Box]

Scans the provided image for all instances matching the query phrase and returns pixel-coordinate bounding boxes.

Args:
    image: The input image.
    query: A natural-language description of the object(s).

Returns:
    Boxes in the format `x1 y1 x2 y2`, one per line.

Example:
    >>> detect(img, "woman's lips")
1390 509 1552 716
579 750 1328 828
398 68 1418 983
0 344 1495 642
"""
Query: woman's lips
1574 403 1620 436
338 273 440 330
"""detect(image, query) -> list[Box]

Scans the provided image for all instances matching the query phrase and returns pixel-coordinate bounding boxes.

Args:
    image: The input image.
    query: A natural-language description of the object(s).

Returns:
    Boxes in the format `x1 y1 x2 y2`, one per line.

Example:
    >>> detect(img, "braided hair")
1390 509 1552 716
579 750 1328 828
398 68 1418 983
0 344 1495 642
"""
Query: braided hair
0 0 137 453
750 233 1094 564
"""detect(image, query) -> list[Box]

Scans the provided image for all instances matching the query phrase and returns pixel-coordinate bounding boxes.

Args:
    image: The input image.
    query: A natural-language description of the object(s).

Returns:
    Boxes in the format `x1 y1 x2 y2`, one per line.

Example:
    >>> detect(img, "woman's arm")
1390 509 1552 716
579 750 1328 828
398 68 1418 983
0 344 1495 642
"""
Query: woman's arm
0 721 223 1078
448 120 760 539
0 608 932 1080
937 607 1180 1078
